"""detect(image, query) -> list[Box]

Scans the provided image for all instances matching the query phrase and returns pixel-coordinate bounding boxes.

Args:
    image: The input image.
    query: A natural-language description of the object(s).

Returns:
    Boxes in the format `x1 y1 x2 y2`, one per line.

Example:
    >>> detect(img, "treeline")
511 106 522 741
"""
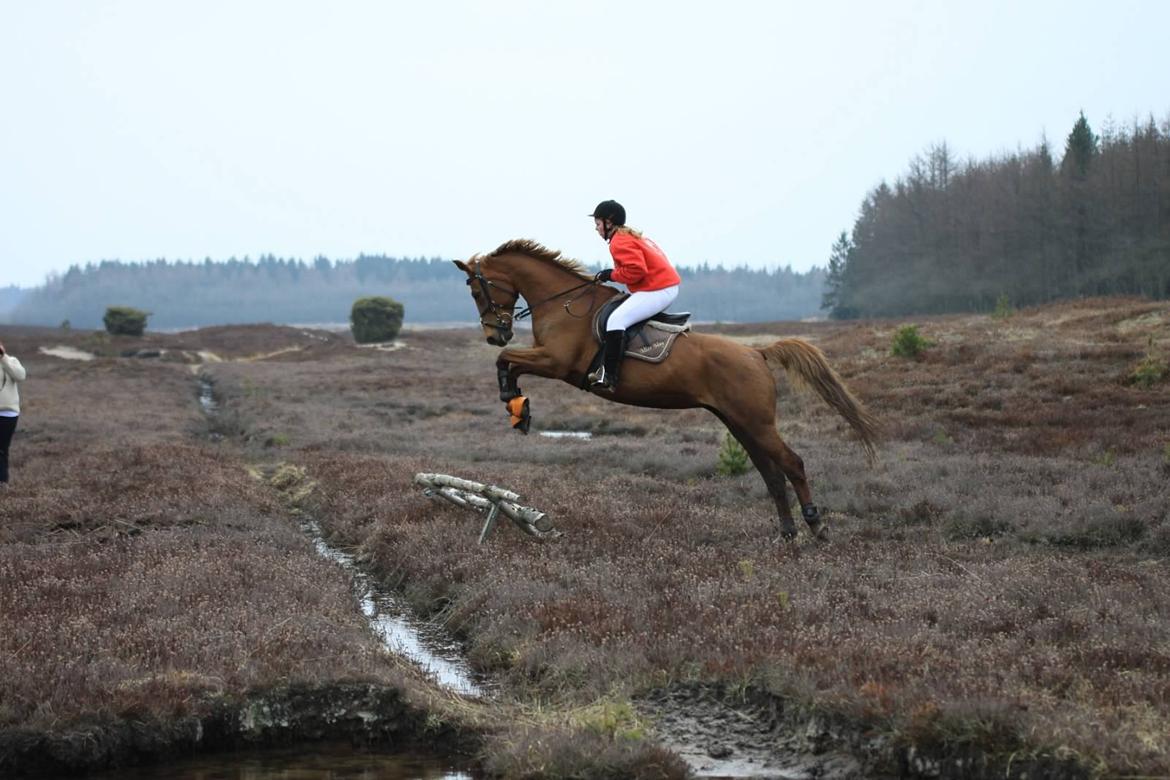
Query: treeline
6 253 825 329
823 112 1170 318
0 286 23 320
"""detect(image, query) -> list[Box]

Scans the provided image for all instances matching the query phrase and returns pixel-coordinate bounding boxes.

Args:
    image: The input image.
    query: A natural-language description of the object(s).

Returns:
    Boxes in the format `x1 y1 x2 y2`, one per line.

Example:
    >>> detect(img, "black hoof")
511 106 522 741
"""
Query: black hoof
777 519 798 540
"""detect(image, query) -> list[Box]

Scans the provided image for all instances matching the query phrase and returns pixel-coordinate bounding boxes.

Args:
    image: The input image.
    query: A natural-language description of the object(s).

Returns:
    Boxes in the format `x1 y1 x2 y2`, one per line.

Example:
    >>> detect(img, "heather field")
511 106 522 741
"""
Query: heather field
1 297 1168 778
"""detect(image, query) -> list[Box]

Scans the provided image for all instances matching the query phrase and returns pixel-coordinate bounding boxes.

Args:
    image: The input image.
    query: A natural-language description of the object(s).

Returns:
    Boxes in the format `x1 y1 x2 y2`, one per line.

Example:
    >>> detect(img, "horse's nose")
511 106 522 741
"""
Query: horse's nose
487 334 505 347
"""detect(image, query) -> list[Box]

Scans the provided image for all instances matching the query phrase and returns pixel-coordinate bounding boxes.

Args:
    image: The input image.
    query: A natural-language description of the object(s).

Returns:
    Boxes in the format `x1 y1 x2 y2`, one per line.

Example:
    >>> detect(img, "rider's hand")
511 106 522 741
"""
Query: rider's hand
594 269 613 283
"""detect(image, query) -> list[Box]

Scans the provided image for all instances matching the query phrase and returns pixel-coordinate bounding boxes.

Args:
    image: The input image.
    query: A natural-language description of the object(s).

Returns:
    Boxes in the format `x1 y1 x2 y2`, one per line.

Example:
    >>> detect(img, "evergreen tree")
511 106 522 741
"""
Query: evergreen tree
821 231 852 316
1061 111 1098 179
825 110 1169 317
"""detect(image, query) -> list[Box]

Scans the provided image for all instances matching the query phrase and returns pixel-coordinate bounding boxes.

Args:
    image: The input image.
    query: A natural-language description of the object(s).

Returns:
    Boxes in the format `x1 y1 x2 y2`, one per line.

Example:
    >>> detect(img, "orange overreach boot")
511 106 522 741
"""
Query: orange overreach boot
507 395 531 434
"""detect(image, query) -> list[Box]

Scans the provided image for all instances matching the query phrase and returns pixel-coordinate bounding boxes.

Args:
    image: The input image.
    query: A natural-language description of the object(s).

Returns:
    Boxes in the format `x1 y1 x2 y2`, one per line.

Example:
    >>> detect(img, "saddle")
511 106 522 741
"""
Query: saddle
582 295 690 386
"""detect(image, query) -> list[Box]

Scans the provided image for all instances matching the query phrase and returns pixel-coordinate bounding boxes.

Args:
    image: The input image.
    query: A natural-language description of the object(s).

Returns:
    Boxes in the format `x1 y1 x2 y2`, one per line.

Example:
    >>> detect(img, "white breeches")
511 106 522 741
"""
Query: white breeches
606 285 681 331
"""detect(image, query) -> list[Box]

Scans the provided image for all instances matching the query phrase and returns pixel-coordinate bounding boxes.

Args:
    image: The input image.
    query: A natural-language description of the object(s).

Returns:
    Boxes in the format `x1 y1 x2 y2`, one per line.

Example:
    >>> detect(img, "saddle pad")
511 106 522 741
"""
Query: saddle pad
590 297 691 364
622 321 688 363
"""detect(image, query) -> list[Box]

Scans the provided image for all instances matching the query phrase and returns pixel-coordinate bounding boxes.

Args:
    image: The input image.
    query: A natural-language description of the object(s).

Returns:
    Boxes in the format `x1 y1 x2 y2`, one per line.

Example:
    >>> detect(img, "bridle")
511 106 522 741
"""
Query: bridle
467 267 520 343
467 265 600 343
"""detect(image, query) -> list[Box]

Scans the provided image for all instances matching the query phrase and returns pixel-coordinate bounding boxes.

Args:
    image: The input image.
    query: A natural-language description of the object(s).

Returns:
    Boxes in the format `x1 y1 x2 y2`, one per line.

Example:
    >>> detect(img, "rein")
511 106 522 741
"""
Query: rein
514 279 597 321
469 267 599 329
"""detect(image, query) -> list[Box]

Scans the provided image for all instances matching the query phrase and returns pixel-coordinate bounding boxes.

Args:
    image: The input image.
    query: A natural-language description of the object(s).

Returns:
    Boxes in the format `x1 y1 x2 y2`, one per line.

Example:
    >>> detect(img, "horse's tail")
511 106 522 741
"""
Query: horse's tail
758 339 880 461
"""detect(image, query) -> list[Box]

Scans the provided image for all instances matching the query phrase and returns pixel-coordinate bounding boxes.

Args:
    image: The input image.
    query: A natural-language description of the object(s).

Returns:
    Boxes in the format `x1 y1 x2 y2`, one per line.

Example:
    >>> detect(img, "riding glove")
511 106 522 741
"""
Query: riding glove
594 269 613 283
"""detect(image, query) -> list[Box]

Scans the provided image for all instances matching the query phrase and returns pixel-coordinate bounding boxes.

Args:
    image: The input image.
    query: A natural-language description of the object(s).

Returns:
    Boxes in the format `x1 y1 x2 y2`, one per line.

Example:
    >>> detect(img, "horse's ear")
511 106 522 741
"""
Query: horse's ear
453 259 470 272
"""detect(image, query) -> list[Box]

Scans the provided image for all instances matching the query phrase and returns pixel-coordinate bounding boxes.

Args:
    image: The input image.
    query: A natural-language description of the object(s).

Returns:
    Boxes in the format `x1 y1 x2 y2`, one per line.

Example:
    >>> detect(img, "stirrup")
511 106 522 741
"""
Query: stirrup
588 367 612 388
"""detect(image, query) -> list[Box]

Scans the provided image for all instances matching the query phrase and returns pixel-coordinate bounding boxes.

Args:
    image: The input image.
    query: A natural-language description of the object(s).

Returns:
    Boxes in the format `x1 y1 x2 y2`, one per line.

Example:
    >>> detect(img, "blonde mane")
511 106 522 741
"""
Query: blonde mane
475 238 592 280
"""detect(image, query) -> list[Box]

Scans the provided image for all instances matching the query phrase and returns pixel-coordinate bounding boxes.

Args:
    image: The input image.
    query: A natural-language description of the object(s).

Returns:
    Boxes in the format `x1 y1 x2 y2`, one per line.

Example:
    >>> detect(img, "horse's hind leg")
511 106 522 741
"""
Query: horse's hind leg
718 416 799 539
767 436 826 539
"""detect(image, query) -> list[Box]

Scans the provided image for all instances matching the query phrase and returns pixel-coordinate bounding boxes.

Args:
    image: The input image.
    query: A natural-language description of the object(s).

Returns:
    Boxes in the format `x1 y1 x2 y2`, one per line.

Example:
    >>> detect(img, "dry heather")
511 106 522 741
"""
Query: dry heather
208 298 1169 775
1 298 1167 776
0 335 420 742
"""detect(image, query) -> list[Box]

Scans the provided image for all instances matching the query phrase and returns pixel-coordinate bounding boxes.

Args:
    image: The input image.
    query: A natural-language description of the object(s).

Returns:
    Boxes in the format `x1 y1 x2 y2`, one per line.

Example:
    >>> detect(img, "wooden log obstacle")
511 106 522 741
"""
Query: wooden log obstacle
413 473 560 544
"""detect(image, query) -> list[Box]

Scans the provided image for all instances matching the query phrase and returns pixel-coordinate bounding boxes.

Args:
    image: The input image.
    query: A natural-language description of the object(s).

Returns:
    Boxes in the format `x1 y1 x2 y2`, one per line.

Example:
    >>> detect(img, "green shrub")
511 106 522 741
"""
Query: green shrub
890 324 933 359
350 296 404 343
992 293 1014 320
103 306 150 336
1129 355 1167 388
716 432 751 477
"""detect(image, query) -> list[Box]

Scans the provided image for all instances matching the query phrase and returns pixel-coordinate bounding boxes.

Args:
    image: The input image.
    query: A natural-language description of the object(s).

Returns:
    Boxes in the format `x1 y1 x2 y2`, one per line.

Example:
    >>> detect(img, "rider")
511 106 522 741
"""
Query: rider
587 200 682 390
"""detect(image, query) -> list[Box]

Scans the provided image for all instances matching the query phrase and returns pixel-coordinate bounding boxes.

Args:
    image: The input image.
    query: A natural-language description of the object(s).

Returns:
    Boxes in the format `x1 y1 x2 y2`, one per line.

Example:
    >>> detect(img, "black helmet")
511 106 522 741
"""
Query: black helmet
589 200 626 226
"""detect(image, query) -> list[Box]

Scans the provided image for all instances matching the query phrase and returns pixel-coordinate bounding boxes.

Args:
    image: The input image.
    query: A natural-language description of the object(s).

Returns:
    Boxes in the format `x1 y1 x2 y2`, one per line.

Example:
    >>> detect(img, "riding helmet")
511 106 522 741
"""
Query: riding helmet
589 200 626 226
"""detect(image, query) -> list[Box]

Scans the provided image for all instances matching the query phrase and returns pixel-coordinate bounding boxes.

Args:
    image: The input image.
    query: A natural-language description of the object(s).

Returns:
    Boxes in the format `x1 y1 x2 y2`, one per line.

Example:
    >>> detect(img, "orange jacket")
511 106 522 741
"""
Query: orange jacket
608 230 682 292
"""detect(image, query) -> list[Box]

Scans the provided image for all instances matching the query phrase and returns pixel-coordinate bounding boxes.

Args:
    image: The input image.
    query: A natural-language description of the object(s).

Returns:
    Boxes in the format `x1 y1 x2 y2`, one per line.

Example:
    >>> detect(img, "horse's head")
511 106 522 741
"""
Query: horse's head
454 258 519 346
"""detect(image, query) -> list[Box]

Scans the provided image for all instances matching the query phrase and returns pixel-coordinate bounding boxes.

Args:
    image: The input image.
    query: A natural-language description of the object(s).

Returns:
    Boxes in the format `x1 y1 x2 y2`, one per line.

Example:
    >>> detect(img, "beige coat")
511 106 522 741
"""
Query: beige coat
0 354 26 415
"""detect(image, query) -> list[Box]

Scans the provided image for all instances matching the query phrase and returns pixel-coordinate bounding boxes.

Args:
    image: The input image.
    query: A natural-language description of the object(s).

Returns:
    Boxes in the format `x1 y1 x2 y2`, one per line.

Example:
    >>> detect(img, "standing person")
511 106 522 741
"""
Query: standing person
0 341 26 485
587 199 682 391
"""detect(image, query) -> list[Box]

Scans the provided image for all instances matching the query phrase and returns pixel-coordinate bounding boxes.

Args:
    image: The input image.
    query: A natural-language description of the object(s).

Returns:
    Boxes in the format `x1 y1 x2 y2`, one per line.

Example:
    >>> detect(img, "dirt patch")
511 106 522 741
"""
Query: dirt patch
638 686 1093 780
37 345 96 361
638 688 866 779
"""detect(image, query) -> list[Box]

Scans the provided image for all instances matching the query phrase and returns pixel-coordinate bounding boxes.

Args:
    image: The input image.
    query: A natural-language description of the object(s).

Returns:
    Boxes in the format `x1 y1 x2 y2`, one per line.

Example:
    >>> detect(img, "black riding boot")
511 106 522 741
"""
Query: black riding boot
588 330 625 390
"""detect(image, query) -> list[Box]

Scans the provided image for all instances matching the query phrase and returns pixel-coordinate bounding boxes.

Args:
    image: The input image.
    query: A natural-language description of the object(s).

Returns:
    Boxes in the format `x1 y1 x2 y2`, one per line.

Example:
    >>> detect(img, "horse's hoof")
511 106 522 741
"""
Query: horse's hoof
809 523 830 542
508 396 531 433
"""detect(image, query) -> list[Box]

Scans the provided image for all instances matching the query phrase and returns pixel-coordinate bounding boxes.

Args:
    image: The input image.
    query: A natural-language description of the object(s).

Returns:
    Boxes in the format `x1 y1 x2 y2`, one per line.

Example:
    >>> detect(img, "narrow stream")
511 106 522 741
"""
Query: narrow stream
198 375 218 413
198 374 485 698
182 374 487 778
303 519 488 698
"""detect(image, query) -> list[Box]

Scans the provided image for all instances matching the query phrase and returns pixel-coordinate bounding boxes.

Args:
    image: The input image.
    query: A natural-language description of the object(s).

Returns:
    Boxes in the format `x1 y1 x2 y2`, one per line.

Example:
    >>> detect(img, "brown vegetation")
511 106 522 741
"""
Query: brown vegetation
2 297 1168 777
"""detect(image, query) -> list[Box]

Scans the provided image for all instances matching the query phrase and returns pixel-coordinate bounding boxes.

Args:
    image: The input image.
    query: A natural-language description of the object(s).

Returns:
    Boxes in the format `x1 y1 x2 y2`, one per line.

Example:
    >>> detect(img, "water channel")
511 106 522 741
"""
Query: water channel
182 375 486 778
82 742 477 779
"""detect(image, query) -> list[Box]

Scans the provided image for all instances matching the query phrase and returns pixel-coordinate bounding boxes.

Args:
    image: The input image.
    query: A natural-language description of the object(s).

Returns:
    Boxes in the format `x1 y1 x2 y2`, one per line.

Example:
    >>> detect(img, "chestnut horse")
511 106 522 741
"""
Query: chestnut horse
454 239 878 539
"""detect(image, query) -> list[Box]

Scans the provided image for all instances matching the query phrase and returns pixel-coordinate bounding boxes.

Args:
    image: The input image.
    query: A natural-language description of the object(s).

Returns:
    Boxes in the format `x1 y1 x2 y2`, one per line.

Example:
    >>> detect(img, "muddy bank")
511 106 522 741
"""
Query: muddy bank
0 683 476 778
638 684 1093 780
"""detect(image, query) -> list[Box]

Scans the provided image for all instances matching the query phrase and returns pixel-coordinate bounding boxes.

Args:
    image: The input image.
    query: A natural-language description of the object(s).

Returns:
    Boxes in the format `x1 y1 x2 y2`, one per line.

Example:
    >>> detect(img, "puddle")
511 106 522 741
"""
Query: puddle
81 741 478 779
357 341 407 352
39 345 97 361
303 520 487 699
539 430 592 439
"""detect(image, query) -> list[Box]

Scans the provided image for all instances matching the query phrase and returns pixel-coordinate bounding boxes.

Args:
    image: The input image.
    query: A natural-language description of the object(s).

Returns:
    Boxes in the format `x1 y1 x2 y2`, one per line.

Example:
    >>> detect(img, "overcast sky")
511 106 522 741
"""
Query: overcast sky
2 1 1167 288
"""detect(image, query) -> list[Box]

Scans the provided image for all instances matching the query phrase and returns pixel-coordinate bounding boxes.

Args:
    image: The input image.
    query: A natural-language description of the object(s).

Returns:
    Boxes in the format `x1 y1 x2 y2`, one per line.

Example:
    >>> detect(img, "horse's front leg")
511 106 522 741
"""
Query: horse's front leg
496 346 565 400
496 355 520 402
495 347 569 434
